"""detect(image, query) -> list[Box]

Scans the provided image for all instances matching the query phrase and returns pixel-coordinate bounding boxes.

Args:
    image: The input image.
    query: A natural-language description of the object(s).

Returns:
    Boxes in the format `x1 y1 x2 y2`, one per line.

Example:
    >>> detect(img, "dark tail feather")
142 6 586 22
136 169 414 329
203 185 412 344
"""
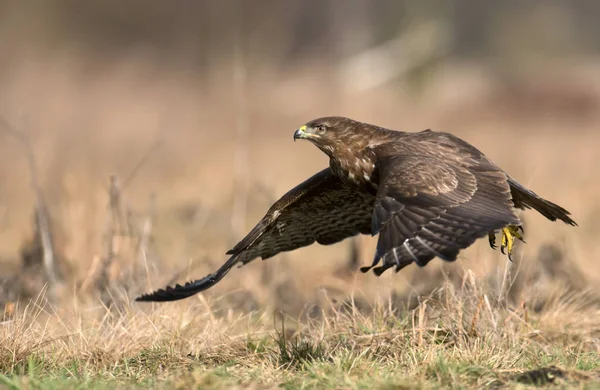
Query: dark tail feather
508 178 577 226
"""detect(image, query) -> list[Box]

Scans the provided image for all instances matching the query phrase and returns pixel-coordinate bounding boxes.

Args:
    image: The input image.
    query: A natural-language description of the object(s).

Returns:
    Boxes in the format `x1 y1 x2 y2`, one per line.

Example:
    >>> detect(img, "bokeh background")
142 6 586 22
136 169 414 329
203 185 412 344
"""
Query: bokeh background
1 1 599 317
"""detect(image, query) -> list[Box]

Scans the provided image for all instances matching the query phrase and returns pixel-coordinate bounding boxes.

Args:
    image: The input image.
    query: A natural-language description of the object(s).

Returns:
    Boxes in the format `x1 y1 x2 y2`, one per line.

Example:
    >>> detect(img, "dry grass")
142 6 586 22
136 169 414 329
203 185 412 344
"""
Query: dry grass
1 42 600 388
1 272 599 389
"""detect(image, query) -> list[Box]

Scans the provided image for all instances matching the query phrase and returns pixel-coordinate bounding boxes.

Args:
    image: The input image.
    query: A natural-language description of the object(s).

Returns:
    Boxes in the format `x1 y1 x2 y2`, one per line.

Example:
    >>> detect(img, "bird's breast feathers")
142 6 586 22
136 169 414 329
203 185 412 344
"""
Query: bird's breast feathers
330 147 377 188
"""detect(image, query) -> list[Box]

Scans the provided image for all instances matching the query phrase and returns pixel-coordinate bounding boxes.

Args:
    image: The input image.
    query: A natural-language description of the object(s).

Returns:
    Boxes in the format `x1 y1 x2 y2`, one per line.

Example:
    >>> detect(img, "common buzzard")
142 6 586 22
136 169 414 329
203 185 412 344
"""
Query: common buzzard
136 117 576 302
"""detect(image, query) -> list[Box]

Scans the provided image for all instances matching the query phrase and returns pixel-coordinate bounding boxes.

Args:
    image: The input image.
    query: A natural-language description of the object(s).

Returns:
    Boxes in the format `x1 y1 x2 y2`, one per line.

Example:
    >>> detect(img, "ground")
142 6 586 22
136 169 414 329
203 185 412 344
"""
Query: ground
2 276 600 389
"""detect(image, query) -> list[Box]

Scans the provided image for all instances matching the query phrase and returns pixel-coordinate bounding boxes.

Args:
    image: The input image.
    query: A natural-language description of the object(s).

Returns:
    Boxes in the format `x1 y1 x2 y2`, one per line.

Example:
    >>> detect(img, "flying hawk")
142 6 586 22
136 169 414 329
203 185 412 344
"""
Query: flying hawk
136 116 576 302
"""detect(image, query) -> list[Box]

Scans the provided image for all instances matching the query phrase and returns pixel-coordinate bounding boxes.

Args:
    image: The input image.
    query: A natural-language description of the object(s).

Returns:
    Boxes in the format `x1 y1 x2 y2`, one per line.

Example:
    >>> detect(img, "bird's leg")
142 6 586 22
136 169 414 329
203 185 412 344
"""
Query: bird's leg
488 231 497 250
500 225 525 260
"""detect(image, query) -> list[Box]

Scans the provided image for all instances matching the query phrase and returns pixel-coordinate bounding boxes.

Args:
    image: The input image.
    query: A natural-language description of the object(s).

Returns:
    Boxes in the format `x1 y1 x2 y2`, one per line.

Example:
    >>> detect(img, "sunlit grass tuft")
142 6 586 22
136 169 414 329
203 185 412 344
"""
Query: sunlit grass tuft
4 271 598 389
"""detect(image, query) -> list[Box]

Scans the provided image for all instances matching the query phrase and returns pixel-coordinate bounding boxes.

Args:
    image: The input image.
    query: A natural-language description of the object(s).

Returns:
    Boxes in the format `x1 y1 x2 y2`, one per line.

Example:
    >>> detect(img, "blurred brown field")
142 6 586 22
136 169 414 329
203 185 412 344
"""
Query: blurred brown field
0 0 599 321
2 3 600 387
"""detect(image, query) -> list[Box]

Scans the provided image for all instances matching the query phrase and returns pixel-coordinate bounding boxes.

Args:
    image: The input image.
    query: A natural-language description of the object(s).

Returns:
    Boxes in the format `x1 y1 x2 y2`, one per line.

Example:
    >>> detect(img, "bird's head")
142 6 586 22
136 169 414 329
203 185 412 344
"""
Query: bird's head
293 116 360 157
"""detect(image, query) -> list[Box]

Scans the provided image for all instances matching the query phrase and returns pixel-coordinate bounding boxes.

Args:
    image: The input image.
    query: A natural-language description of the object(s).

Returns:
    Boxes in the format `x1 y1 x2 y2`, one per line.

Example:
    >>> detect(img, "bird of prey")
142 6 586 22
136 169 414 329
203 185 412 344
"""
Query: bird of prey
136 116 576 302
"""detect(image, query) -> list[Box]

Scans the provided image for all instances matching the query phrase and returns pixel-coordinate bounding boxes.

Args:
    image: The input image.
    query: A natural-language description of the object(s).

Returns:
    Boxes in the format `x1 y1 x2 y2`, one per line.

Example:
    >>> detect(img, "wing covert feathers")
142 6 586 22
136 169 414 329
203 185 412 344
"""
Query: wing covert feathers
362 151 520 276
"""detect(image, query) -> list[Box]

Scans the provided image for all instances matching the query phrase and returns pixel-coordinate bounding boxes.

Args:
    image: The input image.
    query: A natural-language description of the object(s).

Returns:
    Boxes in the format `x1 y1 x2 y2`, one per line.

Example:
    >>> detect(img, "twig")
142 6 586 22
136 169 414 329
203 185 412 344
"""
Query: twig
138 193 156 291
498 256 514 306
417 298 427 346
469 296 484 336
97 175 122 293
0 115 58 286
108 175 123 254
97 134 162 300
121 137 164 190
484 294 497 330
80 255 102 293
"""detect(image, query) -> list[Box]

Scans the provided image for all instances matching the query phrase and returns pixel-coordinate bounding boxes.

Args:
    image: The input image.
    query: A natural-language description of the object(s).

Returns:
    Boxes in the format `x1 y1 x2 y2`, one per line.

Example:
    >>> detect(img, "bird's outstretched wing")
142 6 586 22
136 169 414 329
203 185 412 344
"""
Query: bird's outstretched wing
136 169 375 302
361 152 520 276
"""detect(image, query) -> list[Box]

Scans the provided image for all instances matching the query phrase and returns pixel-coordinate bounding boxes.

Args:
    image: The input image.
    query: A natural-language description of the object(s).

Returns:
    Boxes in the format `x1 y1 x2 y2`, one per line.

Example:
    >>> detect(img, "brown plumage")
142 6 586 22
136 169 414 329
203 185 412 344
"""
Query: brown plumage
136 116 576 302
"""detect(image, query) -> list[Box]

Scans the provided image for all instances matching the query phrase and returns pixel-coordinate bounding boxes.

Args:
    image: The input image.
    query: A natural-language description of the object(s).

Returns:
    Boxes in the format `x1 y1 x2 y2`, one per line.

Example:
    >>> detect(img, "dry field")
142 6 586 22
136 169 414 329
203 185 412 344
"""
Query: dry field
1 50 600 389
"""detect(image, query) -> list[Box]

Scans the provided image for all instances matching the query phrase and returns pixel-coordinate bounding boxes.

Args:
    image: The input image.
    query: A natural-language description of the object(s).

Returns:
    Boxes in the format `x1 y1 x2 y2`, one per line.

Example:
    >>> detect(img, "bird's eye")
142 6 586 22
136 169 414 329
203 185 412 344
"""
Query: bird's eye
315 125 327 135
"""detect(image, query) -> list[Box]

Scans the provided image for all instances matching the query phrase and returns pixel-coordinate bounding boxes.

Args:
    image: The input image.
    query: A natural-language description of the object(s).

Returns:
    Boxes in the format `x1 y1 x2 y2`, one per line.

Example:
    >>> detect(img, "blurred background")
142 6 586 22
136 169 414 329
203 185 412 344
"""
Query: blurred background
0 1 599 317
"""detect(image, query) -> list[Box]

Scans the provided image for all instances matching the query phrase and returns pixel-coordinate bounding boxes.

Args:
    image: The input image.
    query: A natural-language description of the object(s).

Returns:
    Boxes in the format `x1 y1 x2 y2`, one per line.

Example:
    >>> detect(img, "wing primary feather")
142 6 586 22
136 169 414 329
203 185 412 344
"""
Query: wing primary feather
373 263 394 276
421 226 457 246
403 241 420 264
392 246 401 266
415 235 450 262
360 250 383 273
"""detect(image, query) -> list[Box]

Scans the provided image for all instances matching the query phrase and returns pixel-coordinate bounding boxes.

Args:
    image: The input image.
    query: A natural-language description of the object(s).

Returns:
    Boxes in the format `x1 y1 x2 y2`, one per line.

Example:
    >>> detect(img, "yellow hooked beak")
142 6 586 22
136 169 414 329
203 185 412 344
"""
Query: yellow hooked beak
293 125 307 141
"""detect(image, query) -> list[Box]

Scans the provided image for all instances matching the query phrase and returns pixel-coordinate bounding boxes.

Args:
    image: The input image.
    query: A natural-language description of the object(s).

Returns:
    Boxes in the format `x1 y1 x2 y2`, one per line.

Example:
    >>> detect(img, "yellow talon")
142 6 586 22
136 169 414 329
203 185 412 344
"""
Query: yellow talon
500 225 525 260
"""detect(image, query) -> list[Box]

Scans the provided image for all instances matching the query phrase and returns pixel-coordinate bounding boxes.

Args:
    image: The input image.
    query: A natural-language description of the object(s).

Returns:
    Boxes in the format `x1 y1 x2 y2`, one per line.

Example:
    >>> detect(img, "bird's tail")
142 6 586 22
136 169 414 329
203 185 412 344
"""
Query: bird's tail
508 177 577 226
